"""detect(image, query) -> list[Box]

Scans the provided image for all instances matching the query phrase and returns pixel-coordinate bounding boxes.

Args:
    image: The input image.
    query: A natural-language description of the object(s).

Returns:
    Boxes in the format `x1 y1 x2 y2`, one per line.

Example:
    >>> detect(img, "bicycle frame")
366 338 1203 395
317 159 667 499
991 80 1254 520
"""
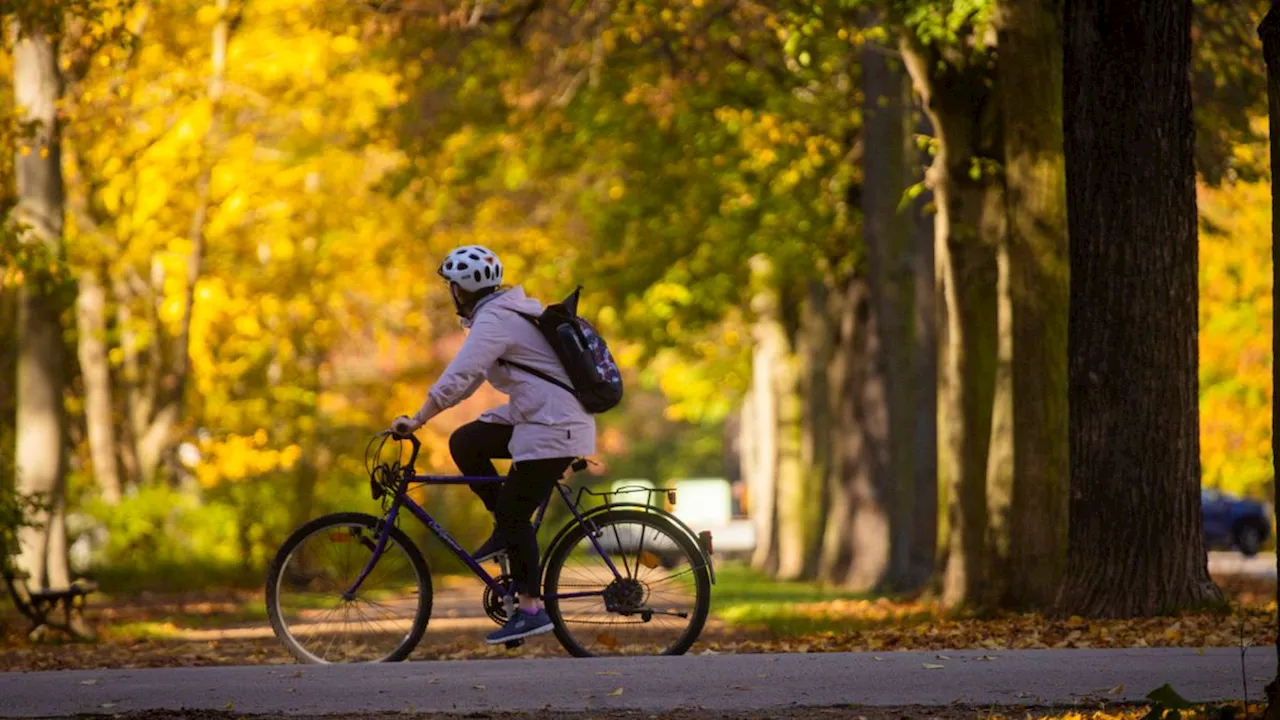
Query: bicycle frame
346 446 624 602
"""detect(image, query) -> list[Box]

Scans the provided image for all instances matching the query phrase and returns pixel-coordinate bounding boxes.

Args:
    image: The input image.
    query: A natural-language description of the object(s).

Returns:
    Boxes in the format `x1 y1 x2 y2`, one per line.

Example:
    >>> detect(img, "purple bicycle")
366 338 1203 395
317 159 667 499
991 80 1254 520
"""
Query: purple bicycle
265 431 714 663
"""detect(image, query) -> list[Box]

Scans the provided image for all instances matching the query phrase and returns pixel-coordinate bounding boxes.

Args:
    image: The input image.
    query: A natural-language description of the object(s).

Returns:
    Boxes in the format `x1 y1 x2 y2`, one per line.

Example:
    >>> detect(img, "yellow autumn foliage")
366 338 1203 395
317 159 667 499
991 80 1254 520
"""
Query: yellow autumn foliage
1198 176 1273 499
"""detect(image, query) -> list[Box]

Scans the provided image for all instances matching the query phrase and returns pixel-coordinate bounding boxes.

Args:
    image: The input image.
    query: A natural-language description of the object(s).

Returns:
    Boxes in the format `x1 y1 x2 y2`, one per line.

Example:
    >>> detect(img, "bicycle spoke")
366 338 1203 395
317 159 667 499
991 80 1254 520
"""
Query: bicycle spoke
270 516 429 664
545 513 708 657
609 521 632 578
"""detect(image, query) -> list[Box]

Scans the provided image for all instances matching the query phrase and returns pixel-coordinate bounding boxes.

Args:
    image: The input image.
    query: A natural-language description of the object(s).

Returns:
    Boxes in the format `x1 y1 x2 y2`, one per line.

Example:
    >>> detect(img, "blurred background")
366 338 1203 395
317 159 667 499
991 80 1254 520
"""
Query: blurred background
0 0 1272 626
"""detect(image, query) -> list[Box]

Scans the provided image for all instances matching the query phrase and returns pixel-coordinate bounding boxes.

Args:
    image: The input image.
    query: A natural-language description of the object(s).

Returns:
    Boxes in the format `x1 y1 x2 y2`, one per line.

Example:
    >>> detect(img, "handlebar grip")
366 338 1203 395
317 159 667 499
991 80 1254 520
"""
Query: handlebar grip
392 432 421 469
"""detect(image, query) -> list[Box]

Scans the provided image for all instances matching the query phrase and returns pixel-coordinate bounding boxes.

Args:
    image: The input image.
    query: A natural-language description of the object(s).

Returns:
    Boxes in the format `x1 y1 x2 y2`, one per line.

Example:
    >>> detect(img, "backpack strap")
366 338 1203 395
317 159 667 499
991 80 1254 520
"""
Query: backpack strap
498 359 577 394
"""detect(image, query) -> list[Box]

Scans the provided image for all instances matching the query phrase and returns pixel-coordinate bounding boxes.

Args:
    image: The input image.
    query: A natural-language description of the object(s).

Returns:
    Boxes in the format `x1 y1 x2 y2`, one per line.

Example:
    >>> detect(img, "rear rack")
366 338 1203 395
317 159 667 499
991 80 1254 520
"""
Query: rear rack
572 484 676 512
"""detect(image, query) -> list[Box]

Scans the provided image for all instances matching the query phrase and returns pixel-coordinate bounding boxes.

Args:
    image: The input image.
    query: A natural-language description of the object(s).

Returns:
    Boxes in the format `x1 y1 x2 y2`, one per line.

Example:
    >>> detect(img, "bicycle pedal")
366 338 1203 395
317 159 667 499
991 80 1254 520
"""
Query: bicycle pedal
504 639 524 649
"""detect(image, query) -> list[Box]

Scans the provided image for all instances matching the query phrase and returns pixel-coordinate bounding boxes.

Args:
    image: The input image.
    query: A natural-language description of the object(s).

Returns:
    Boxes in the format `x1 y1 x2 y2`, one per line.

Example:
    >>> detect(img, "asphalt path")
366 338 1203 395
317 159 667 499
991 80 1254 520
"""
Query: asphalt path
0 648 1274 717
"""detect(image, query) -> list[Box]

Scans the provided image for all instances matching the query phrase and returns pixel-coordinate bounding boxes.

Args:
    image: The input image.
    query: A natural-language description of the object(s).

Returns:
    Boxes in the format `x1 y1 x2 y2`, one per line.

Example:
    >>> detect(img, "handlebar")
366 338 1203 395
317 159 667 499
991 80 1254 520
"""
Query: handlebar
381 429 421 471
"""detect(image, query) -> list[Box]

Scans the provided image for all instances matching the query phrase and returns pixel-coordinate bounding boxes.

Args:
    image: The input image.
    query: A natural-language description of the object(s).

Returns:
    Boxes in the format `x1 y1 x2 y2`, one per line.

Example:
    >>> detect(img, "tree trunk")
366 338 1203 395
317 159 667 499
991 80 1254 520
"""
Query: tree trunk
113 276 143 486
11 18 70 590
772 292 808 582
747 257 781 574
815 272 892 588
909 107 940 591
862 38 923 593
0 290 16 491
1260 6 1280 716
76 268 122 504
985 237 1014 609
998 0 1070 611
819 279 858 585
901 41 1004 607
1059 0 1220 617
796 280 834 581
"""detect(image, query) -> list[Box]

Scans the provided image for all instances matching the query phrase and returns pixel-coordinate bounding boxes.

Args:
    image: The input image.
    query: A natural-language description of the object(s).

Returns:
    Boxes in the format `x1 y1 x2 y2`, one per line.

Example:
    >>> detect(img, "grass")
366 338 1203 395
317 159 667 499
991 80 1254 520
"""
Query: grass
710 562 934 635
99 562 923 638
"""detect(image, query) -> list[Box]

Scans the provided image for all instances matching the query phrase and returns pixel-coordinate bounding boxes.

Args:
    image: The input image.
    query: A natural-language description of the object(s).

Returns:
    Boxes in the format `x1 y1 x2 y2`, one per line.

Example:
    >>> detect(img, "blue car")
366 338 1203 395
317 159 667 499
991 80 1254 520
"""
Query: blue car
1202 489 1271 556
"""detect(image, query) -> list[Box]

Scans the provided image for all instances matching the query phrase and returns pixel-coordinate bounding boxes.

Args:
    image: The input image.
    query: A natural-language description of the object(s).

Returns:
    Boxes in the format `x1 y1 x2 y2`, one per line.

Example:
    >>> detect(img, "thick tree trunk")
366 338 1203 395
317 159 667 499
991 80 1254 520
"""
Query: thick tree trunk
747 258 781 574
816 275 891 589
1059 0 1220 617
862 39 923 592
794 281 834 581
773 355 806 580
985 240 1014 609
998 0 1070 611
819 281 857 585
1260 6 1280 716
909 109 939 591
11 19 70 590
901 41 1004 607
76 268 122 504
772 289 809 582
848 277 893 590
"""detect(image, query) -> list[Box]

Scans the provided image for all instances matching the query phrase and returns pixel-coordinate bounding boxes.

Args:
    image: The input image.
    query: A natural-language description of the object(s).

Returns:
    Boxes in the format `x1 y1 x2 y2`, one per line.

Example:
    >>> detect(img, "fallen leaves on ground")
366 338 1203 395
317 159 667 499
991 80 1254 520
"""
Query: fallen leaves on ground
0 574 1274 671
0 704 1258 720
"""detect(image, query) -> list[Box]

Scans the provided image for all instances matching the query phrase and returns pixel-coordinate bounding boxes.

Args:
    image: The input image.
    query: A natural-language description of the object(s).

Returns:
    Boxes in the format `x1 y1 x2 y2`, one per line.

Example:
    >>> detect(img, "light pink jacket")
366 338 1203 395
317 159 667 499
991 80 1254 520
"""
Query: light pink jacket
411 286 596 462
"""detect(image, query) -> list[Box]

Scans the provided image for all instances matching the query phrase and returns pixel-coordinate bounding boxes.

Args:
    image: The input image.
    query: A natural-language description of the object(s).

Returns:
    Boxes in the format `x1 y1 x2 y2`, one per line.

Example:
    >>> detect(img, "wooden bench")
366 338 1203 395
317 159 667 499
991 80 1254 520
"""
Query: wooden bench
2 563 97 640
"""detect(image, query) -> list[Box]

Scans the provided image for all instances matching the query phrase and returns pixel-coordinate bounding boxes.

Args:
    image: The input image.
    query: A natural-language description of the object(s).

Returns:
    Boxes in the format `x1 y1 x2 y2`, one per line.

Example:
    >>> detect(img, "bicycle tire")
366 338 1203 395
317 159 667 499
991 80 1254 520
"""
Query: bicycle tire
542 508 711 657
266 512 433 664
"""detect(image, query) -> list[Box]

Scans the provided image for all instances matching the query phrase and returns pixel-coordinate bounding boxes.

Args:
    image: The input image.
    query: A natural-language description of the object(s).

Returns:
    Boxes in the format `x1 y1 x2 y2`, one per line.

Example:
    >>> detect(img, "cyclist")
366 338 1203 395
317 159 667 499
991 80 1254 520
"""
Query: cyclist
392 245 595 645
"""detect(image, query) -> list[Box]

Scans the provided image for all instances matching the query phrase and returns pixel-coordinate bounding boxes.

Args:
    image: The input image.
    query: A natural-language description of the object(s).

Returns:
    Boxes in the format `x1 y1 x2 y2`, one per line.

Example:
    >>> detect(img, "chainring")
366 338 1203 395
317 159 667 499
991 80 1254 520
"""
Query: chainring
482 574 518 625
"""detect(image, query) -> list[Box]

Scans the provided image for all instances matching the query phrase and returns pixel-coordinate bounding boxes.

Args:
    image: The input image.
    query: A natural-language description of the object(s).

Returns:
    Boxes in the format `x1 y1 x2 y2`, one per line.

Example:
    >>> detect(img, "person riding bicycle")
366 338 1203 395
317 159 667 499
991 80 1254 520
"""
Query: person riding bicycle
391 245 594 645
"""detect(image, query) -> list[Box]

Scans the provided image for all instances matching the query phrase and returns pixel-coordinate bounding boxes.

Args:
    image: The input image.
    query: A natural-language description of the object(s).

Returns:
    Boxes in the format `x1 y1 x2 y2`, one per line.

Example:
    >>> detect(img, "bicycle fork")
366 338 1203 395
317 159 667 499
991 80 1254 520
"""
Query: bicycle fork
342 503 403 600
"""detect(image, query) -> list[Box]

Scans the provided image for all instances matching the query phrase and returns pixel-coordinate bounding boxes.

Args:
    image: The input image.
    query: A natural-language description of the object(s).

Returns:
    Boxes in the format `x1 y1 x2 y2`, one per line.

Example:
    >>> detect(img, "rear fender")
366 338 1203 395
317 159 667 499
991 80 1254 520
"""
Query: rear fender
541 502 716 585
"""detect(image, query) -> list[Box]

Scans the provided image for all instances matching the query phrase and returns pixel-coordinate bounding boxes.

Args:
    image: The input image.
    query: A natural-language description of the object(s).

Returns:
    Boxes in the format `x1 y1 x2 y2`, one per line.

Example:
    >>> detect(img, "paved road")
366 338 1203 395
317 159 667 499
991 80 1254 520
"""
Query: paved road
1 649 1274 717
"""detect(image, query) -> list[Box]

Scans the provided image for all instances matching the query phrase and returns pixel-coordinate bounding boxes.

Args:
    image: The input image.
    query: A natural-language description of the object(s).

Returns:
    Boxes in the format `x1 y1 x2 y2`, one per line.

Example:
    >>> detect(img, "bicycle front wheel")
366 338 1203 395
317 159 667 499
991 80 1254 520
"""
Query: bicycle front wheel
543 509 711 657
266 512 432 663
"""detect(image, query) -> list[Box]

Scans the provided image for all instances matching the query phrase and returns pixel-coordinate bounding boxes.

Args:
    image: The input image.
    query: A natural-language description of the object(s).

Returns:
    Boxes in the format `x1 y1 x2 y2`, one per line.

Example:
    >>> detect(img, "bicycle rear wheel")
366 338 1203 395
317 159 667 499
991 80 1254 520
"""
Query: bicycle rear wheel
542 509 711 657
266 512 432 663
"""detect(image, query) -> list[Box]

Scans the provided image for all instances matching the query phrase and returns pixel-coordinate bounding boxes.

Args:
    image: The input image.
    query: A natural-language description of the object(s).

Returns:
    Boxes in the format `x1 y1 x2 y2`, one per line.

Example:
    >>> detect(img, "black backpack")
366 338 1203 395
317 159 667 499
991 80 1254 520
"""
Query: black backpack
498 287 624 414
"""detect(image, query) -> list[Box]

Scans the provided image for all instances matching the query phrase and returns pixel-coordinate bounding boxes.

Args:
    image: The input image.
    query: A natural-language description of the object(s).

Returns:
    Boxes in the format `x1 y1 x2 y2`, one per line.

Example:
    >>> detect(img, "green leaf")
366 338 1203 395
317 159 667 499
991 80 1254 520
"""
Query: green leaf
784 33 800 57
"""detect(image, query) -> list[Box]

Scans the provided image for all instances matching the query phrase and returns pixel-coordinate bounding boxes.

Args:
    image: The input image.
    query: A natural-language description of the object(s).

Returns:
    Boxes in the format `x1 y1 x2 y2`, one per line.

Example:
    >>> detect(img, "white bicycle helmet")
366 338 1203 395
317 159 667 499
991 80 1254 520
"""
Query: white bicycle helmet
437 245 504 292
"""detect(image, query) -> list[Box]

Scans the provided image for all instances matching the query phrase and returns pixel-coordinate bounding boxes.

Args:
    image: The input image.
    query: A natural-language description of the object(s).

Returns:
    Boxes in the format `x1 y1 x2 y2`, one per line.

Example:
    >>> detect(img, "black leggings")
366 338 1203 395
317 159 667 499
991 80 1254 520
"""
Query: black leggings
449 421 572 598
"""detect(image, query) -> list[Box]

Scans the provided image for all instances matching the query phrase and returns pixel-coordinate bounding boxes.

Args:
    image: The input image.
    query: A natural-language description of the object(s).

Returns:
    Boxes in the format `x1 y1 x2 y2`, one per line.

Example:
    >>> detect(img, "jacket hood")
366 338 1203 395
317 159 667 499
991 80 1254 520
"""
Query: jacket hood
463 286 542 327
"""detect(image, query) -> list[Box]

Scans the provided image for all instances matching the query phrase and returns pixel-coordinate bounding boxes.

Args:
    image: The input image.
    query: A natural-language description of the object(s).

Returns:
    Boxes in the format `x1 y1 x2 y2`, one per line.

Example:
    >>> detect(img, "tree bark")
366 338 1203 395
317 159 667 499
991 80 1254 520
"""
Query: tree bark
862 38 924 593
1260 6 1280 716
985 237 1014 609
819 280 858 585
11 17 70 590
747 257 781 574
901 40 1004 607
794 280 834 581
771 290 808 582
1059 0 1221 617
76 268 122 504
815 272 892 588
998 0 1070 611
909 107 939 591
